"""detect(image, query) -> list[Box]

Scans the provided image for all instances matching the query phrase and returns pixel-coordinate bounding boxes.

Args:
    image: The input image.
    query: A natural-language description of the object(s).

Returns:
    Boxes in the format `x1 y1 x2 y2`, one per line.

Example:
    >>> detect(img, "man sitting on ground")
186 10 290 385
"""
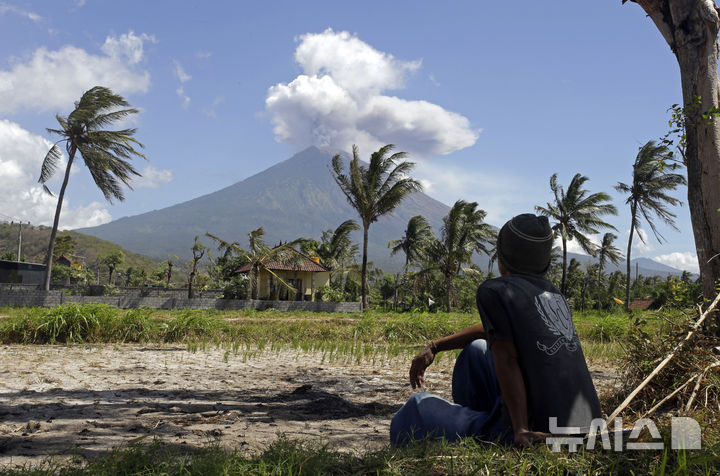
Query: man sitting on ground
390 213 602 447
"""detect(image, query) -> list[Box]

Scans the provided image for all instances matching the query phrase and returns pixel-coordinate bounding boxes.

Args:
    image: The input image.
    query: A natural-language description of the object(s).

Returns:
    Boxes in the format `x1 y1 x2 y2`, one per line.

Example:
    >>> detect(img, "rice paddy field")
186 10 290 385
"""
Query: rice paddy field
0 304 717 475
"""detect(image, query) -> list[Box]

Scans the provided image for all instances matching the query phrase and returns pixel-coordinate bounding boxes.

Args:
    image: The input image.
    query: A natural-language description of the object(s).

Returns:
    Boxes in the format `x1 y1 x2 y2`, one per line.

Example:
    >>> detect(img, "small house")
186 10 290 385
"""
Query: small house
0 260 46 284
237 251 331 301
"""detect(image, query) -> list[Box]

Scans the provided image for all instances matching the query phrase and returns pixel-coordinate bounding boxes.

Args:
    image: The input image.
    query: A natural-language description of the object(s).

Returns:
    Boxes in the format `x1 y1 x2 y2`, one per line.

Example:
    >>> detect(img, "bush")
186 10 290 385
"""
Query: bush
588 315 629 341
315 284 344 302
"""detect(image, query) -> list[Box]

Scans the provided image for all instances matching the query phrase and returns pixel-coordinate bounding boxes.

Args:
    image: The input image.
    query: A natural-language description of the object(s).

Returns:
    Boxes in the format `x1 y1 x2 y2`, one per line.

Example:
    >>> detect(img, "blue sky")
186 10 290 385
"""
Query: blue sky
0 1 704 272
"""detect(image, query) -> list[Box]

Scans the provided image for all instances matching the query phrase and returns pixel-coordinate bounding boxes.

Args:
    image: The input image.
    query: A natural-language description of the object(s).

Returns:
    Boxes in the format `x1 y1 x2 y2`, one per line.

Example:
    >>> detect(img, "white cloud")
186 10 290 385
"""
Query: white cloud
203 96 225 118
266 29 478 158
631 228 654 254
294 29 421 97
556 236 597 256
0 31 153 114
0 3 41 22
101 31 156 65
173 60 191 108
653 251 699 274
134 165 173 188
413 161 543 226
0 120 112 229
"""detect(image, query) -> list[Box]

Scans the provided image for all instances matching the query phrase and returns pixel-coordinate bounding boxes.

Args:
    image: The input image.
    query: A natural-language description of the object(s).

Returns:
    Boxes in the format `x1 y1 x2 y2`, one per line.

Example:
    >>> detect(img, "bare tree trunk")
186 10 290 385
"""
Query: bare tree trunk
445 272 453 312
560 236 568 294
43 146 76 291
626 203 637 310
632 0 720 306
361 224 369 310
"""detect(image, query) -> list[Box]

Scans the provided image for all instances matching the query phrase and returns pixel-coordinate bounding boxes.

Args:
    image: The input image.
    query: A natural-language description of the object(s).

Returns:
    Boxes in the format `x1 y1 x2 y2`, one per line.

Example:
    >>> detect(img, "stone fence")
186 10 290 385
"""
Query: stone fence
0 284 361 313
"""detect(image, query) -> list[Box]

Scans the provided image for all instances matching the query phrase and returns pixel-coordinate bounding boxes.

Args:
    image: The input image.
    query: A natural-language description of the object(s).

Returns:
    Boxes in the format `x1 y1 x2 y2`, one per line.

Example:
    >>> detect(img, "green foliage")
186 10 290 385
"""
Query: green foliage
315 284 344 302
4 430 718 475
537 172 618 294
11 303 114 344
162 311 225 342
588 315 629 341
331 144 422 308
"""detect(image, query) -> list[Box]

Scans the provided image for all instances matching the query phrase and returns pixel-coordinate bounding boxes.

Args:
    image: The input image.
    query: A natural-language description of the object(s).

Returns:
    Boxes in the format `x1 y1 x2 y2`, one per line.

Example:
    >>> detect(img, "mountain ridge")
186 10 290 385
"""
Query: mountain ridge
77 146 690 277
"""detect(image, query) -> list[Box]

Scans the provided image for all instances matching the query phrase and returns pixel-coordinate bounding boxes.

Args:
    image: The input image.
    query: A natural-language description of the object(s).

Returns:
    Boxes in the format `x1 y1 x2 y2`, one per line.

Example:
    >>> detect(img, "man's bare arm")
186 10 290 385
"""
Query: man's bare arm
409 323 486 388
492 339 548 447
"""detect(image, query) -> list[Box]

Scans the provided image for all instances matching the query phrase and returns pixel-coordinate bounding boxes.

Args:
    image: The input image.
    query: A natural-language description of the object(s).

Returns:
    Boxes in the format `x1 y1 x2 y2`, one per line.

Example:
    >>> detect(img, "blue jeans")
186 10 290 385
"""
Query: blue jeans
390 339 512 446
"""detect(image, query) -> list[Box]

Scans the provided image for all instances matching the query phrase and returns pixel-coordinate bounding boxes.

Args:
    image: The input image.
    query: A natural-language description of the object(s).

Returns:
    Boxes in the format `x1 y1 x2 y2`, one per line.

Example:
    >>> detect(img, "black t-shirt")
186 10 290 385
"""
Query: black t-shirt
476 274 602 433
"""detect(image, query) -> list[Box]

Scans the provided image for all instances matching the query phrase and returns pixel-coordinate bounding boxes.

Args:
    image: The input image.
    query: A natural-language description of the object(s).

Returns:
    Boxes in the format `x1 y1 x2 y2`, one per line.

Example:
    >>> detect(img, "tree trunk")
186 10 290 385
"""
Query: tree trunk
626 203 637 310
560 236 568 294
361 224 369 310
445 272 453 312
632 0 720 307
250 264 258 300
43 146 76 291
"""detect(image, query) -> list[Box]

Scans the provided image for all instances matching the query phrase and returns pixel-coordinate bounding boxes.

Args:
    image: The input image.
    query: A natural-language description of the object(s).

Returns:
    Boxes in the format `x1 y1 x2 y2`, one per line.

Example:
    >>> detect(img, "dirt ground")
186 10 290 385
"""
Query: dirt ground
0 344 618 469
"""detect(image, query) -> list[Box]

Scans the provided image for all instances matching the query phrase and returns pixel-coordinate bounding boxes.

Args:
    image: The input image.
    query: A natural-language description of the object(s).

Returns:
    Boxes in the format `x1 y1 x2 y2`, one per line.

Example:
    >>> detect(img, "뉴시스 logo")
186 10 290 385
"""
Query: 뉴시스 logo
546 417 702 452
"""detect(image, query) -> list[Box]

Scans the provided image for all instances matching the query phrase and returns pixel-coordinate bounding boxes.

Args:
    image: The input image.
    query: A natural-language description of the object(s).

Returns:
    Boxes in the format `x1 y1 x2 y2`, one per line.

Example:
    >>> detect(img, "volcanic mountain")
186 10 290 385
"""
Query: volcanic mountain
77 146 451 270
77 146 687 277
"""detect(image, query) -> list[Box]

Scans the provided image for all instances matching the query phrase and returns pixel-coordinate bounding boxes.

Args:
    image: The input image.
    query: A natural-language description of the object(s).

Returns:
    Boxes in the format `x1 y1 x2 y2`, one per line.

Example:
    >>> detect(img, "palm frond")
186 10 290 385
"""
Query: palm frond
38 144 63 184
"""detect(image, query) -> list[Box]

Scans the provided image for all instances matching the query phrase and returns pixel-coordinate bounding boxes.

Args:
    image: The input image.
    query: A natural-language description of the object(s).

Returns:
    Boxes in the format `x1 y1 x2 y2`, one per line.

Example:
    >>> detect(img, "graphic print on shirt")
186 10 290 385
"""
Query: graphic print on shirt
535 291 578 355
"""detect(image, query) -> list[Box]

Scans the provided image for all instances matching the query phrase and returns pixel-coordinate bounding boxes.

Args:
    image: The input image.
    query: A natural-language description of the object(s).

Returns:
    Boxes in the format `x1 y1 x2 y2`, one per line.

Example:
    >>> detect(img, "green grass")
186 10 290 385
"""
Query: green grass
0 304 717 474
0 305 648 365
2 433 718 475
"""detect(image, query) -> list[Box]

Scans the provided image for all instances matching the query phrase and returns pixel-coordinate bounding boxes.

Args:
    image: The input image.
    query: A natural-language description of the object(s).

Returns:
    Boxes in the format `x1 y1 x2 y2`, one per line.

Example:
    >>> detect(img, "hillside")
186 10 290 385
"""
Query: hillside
75 146 691 277
0 222 159 273
77 146 451 271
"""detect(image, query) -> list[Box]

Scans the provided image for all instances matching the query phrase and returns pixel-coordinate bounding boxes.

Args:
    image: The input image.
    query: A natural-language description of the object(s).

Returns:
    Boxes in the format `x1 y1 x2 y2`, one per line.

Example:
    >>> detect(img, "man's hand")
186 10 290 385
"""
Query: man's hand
409 343 436 389
513 429 550 448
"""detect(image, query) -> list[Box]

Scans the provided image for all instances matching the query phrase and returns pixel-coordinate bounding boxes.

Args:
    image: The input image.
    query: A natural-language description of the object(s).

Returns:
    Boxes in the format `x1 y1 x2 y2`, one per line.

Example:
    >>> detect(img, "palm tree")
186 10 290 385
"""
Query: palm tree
331 144 422 309
615 141 687 309
596 232 623 290
536 173 617 294
39 86 145 290
206 228 305 300
388 215 434 276
389 215 435 309
424 200 496 312
318 220 360 284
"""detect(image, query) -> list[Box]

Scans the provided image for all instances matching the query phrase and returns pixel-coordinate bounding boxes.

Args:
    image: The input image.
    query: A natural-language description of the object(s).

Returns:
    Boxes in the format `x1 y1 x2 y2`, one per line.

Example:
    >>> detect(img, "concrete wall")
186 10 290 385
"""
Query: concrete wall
0 285 361 312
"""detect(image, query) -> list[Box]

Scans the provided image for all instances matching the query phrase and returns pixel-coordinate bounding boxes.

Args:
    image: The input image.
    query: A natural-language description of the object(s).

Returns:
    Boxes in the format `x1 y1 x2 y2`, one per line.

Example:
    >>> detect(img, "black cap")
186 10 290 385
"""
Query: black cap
497 214 553 276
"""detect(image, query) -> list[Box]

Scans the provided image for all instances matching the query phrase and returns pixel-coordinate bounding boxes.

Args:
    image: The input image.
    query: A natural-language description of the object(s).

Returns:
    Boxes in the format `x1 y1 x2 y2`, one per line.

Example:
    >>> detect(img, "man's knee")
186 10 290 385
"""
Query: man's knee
464 338 491 360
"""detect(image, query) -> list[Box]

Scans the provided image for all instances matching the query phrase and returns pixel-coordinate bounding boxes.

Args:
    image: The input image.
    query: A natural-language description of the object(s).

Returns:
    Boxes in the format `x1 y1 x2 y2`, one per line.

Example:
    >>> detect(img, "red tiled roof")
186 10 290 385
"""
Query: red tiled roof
629 299 654 310
236 251 330 273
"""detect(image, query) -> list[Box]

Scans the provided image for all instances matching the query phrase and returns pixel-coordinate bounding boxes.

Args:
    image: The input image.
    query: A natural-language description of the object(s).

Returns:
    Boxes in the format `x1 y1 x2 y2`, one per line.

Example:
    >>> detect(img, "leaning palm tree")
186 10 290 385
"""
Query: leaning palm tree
39 86 145 290
615 141 687 309
389 215 435 309
331 144 422 309
388 215 434 276
311 219 360 286
423 200 496 312
596 232 623 290
536 173 618 295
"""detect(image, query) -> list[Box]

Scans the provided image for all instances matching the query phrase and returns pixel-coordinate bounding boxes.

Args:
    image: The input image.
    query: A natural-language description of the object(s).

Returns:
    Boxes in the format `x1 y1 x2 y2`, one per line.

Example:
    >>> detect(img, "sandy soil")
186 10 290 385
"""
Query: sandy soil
0 344 618 468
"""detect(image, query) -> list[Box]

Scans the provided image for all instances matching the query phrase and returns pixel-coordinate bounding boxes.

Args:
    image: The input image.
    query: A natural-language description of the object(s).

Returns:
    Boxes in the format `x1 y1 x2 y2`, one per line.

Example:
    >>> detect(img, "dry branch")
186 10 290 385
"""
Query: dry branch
685 360 720 411
607 290 720 424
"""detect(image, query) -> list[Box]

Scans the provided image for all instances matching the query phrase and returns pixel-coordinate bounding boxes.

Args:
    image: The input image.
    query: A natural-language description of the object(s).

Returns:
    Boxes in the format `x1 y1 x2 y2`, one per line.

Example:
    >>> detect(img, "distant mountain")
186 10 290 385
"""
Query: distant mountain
77 146 691 277
77 146 451 271
563 252 687 280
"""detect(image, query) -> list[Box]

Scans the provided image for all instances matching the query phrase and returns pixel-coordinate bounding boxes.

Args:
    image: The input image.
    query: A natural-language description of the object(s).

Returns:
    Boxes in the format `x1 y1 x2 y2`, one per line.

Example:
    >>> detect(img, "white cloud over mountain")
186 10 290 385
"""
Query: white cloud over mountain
0 120 111 229
0 31 153 114
265 28 478 158
653 251 699 274
135 165 174 189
